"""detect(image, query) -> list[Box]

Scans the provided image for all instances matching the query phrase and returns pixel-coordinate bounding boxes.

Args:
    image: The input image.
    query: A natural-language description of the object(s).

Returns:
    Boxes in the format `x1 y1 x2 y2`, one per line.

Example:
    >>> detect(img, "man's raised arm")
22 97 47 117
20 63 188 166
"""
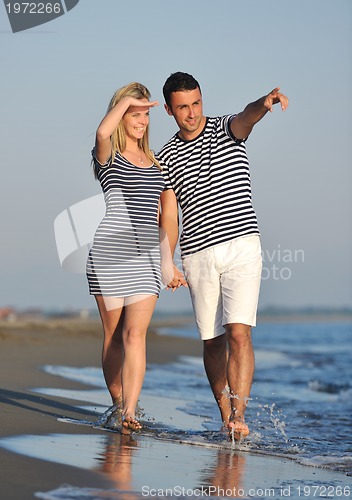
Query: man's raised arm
231 87 289 140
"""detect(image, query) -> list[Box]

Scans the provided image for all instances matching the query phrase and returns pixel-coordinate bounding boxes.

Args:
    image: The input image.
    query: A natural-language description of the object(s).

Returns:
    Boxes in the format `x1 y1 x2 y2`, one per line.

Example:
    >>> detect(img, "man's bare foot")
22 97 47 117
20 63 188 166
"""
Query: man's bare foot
121 416 142 435
228 413 249 442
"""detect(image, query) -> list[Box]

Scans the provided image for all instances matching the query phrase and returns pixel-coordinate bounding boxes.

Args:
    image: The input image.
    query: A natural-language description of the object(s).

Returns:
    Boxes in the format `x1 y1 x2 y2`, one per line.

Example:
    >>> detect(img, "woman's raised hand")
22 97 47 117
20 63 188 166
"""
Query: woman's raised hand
124 96 159 109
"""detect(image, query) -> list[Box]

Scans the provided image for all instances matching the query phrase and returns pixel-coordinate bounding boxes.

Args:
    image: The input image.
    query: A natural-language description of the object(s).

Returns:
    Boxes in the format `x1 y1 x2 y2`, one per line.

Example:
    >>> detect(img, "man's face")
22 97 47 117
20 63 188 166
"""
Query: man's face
165 88 205 140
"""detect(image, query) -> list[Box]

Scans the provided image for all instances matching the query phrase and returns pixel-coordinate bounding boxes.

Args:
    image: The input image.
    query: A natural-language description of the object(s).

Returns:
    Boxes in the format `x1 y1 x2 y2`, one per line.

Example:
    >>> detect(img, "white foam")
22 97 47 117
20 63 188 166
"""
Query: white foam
299 455 352 469
35 485 141 499
254 349 291 368
38 359 211 430
42 365 104 388
0 434 102 469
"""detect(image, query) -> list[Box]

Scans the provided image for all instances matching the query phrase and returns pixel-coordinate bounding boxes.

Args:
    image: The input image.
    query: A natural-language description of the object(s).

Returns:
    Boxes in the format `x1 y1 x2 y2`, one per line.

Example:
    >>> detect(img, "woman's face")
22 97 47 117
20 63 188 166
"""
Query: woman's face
123 98 150 142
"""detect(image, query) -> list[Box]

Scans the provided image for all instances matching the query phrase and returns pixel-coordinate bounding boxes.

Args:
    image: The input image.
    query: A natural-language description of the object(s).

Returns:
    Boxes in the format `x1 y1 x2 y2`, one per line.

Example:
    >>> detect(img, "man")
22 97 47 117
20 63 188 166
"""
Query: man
158 72 288 440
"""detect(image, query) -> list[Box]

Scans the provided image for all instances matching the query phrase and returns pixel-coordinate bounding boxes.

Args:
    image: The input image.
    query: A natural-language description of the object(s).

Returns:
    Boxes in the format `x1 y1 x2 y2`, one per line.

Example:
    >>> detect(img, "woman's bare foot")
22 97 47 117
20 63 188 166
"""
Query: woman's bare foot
121 416 142 435
99 396 123 429
113 395 123 409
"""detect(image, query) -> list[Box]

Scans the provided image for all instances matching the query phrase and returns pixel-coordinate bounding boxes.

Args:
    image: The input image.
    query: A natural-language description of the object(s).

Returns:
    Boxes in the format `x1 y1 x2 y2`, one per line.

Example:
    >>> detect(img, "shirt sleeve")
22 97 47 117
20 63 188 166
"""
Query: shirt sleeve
156 154 173 190
222 114 246 143
91 147 112 172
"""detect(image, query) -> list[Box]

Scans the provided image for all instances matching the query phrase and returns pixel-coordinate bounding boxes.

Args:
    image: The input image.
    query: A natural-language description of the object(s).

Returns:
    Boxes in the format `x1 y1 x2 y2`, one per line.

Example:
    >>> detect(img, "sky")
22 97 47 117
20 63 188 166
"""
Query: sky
1 0 351 314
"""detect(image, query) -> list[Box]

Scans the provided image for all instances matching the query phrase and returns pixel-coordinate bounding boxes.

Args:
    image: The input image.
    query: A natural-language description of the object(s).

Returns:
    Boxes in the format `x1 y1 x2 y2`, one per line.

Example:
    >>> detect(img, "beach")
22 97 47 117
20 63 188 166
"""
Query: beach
0 316 351 499
0 316 201 499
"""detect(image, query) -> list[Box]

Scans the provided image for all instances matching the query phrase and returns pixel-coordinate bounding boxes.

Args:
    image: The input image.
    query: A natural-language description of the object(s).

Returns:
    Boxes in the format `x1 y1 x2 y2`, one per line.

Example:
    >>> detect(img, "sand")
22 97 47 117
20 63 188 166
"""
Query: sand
0 317 350 499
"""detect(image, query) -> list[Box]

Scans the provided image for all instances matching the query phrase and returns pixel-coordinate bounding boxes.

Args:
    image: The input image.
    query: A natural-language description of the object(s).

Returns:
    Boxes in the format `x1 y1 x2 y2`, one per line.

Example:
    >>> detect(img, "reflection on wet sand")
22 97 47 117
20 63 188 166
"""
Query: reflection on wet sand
96 433 139 499
198 448 246 497
96 432 246 498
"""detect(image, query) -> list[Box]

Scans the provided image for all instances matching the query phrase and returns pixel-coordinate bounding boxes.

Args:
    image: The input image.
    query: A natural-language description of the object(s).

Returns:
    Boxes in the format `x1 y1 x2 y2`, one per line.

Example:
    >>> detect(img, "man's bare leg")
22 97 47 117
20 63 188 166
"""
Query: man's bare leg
203 333 231 427
226 323 254 440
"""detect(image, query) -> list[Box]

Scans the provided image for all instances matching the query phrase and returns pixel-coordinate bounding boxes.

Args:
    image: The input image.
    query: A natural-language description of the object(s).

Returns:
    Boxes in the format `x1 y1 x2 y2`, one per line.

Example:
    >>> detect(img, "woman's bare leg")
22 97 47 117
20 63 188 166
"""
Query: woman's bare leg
120 295 157 429
95 295 124 403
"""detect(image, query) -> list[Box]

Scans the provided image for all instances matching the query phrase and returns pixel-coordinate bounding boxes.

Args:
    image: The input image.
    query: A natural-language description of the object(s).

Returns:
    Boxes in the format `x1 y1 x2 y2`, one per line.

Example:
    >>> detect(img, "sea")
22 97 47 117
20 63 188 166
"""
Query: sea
0 318 351 499
152 319 352 473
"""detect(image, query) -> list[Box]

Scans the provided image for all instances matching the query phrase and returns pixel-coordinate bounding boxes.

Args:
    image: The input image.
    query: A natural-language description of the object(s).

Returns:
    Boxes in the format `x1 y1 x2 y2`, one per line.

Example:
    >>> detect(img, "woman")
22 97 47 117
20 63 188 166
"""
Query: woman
86 82 173 434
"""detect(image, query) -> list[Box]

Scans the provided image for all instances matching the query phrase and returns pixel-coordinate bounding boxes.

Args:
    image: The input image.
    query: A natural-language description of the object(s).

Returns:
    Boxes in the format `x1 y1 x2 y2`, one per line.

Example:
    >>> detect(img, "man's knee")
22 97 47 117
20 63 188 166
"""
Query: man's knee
203 333 226 354
226 323 252 347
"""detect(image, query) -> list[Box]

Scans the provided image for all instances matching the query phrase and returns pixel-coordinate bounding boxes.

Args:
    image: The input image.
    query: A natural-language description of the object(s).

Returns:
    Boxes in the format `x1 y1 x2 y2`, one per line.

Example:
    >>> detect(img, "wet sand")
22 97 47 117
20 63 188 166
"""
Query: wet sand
0 317 202 499
0 317 350 499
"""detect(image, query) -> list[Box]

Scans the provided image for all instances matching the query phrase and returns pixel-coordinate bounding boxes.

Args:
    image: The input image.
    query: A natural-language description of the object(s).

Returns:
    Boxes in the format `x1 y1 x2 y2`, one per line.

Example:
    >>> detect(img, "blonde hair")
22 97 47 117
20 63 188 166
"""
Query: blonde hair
108 82 159 167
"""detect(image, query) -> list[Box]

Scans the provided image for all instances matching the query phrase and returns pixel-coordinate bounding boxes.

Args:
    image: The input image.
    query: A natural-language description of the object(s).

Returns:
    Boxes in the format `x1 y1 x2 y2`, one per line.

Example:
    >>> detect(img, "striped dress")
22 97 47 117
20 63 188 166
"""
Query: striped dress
157 115 260 257
86 152 165 297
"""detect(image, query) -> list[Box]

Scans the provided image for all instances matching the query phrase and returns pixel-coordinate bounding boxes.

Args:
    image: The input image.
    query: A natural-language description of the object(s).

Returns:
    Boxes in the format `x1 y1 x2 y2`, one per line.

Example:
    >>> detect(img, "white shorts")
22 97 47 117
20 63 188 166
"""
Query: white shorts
182 235 262 341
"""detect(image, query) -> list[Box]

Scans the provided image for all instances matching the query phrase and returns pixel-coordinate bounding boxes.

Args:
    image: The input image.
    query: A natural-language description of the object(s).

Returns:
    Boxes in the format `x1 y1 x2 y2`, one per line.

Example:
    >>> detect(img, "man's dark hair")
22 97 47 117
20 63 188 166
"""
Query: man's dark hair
163 72 201 108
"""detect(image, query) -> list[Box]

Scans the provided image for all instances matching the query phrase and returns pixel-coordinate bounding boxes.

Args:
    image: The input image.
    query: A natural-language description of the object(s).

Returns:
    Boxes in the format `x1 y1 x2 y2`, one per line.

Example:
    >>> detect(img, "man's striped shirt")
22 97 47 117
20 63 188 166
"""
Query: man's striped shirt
157 115 260 257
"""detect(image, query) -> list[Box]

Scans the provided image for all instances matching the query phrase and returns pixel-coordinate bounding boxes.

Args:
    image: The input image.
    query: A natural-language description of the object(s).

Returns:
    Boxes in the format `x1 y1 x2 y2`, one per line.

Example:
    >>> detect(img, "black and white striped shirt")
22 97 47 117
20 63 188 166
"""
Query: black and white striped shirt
157 115 260 257
86 152 165 297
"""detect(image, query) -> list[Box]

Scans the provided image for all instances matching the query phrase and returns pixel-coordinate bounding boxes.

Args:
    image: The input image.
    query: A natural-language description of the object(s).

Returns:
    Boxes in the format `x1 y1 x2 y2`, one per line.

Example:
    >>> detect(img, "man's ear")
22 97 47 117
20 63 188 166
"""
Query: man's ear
164 104 173 116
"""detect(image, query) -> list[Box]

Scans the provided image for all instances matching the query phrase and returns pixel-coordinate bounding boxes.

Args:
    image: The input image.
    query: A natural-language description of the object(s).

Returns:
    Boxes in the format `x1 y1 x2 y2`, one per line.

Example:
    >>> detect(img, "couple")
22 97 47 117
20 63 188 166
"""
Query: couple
86 72 289 438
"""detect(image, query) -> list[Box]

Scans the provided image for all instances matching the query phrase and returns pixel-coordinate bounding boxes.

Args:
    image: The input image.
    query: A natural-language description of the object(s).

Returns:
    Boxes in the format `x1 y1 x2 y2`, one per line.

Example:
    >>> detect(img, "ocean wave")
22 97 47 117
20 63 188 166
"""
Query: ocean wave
298 455 352 474
308 379 351 396
35 485 145 499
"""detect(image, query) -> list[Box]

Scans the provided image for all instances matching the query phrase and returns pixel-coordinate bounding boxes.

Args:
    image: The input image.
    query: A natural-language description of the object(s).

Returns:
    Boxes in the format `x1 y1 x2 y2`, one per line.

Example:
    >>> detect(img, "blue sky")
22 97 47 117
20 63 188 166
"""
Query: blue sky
1 0 351 313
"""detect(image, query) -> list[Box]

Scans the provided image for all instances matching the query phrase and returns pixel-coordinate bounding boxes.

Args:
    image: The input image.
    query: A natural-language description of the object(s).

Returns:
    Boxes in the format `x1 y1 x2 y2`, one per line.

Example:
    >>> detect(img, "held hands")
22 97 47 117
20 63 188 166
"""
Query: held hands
264 87 289 112
166 265 188 292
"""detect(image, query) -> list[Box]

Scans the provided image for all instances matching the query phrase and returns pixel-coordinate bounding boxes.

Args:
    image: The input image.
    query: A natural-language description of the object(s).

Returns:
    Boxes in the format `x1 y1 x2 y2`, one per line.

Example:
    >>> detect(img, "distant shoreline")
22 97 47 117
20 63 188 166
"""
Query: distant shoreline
257 311 352 323
0 309 351 336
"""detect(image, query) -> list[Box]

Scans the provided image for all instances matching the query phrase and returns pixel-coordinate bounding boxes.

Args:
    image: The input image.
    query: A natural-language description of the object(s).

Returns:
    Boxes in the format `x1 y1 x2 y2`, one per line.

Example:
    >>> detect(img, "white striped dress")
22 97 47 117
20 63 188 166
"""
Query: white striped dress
86 152 165 297
157 115 260 257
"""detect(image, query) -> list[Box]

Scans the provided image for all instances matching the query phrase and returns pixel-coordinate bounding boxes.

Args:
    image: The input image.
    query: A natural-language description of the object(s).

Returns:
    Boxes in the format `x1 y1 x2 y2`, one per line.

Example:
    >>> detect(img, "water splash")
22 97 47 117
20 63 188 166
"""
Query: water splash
222 386 252 405
97 401 147 431
258 403 288 443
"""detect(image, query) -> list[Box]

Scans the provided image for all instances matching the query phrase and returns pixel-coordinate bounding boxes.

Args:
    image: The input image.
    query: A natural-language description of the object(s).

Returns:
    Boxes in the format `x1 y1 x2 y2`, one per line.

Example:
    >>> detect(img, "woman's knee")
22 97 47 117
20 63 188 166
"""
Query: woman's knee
123 326 146 347
103 325 123 350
